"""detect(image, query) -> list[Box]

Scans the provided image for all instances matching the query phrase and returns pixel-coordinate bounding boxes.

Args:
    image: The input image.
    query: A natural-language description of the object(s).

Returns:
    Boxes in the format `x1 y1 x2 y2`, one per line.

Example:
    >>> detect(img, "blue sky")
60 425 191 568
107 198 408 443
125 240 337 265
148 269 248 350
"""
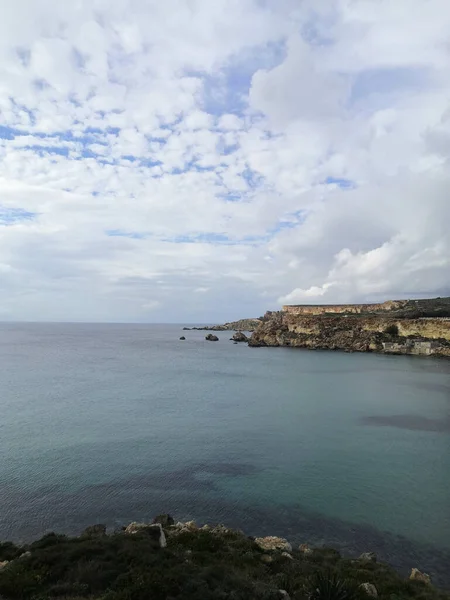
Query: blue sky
0 0 449 321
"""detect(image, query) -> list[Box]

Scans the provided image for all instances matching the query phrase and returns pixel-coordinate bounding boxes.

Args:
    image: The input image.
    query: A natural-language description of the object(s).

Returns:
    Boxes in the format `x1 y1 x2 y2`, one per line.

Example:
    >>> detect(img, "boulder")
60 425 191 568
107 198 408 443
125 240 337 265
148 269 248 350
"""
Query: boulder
281 552 293 560
255 536 292 553
153 514 174 527
260 554 273 563
359 552 377 562
279 591 291 599
410 568 431 585
124 522 167 547
231 331 249 343
299 543 313 555
359 583 378 597
206 334 219 341
0 561 9 571
82 524 107 537
185 520 198 531
179 336 186 340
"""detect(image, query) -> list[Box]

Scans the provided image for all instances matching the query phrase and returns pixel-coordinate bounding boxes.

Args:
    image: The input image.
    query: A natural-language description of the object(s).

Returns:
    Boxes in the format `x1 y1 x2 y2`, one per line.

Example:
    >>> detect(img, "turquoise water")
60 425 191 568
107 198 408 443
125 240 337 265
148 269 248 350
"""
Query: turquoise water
1 323 449 583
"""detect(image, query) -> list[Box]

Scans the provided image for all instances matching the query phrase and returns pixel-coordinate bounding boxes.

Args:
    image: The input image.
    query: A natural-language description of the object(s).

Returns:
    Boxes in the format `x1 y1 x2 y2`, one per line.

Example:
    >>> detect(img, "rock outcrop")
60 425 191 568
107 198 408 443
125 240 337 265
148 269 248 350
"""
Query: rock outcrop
254 536 292 552
205 334 219 341
248 299 450 357
231 331 249 342
360 583 378 597
410 568 431 584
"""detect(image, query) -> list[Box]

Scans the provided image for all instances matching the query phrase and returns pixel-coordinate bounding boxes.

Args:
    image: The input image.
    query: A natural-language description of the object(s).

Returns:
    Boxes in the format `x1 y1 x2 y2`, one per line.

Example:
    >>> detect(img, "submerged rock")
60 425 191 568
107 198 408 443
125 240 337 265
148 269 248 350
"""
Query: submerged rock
410 568 431 584
255 536 292 552
205 334 219 341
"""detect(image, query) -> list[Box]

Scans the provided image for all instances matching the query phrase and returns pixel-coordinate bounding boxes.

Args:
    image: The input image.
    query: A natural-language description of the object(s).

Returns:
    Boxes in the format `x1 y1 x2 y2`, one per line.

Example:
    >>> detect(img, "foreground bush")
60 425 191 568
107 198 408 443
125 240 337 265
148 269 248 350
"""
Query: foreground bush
0 523 448 600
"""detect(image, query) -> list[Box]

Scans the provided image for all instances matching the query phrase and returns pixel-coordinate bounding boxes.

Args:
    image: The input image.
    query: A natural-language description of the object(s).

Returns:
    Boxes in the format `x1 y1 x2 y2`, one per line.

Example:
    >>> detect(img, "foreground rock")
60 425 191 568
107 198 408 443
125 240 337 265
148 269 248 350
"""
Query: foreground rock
205 334 219 341
410 568 431 584
360 583 378 597
255 536 292 552
359 551 377 562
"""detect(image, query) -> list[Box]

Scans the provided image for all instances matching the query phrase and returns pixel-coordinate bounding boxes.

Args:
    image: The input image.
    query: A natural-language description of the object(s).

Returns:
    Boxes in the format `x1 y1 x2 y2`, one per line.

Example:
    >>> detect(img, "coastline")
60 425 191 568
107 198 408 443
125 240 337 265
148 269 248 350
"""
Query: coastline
1 518 449 599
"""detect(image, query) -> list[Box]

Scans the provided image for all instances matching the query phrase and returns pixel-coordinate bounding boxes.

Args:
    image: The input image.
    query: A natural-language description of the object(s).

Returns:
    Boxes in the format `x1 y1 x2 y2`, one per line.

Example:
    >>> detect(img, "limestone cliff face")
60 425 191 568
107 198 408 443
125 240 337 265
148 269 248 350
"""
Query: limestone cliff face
282 297 450 319
248 305 450 357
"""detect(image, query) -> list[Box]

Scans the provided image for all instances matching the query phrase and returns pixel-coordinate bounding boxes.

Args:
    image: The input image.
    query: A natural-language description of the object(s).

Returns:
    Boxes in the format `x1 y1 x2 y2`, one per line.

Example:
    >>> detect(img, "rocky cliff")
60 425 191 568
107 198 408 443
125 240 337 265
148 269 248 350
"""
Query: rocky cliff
249 299 450 357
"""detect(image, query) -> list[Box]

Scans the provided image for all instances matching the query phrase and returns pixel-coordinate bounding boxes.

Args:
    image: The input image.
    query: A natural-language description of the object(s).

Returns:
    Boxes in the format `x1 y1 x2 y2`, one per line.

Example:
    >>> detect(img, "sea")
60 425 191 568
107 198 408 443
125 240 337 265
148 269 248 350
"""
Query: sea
1 323 449 585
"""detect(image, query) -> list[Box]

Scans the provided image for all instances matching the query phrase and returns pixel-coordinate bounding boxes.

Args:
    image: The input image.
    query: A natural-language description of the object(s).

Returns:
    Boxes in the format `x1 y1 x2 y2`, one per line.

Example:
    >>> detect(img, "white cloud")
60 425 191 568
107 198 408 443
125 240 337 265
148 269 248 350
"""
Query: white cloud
0 0 448 321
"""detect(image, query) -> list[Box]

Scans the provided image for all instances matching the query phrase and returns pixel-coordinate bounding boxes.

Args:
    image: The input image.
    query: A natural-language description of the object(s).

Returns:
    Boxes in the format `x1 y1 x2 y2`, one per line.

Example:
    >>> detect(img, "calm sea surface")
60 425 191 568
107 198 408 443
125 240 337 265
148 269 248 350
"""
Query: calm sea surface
1 324 449 583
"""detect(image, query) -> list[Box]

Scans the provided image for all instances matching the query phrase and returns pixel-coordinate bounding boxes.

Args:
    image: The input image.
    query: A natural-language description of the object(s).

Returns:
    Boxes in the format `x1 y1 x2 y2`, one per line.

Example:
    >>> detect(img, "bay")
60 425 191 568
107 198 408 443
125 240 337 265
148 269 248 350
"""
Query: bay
1 323 449 584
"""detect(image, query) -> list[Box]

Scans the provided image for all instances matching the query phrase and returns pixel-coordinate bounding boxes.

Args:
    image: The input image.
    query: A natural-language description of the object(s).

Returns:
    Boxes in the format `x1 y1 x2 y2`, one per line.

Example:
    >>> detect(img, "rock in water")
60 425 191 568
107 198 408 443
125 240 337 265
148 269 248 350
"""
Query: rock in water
410 568 431 584
205 334 219 341
360 583 378 597
82 524 107 537
231 331 248 342
179 336 186 340
254 536 292 552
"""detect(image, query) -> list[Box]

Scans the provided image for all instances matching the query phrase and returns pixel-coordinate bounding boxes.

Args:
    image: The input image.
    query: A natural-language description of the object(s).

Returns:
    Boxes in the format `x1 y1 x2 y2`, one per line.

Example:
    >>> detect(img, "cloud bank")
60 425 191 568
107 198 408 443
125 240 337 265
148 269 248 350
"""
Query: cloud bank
0 0 449 321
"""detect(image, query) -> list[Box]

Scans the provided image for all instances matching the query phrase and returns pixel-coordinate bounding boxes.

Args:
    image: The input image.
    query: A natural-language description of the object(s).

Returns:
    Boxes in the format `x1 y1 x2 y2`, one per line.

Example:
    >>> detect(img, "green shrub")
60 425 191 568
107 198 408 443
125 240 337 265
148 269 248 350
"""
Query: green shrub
384 324 399 336
0 528 449 600
305 570 360 600
0 541 23 561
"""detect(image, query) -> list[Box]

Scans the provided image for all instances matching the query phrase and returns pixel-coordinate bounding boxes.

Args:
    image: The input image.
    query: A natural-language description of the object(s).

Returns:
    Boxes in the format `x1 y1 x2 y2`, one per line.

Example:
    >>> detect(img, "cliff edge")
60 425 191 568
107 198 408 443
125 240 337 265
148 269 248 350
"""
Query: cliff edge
1 517 448 599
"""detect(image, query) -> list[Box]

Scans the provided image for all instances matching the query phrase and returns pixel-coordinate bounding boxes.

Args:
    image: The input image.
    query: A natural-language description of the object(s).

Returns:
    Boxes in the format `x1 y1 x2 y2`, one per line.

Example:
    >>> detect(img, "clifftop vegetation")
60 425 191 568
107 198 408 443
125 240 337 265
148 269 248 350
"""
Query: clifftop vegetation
0 519 448 600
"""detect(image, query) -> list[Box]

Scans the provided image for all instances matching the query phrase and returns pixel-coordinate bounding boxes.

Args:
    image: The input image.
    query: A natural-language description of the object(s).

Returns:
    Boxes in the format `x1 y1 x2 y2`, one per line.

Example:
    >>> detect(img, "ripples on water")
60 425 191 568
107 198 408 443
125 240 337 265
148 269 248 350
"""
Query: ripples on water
1 323 450 586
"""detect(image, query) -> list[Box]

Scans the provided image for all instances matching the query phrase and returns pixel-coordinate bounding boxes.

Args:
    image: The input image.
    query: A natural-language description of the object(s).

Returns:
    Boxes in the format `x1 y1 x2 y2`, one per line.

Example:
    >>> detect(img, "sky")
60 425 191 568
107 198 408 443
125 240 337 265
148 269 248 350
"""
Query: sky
0 0 449 322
